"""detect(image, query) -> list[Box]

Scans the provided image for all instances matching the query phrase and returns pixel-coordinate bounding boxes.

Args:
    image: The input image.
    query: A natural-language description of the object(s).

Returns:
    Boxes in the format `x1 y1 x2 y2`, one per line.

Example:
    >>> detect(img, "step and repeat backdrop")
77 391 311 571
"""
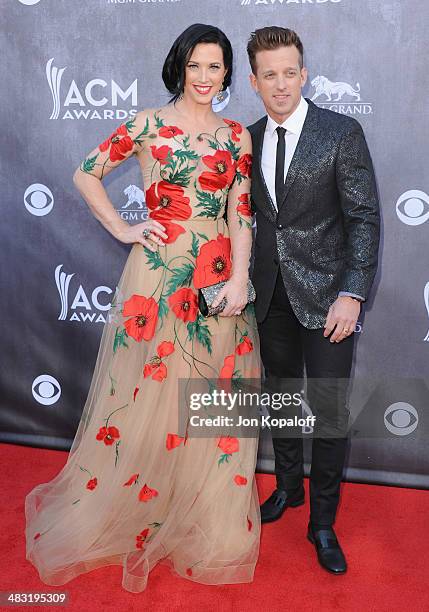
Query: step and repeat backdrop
2 0 428 488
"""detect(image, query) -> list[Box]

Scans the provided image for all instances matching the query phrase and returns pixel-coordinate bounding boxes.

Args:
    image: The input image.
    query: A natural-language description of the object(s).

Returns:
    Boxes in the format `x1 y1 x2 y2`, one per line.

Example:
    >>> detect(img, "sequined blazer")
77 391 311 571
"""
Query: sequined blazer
248 99 380 329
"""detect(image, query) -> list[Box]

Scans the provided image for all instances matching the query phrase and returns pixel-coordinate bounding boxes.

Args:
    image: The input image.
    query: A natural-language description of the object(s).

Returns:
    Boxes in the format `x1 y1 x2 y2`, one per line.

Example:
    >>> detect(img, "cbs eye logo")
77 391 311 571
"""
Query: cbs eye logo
396 190 429 226
32 374 61 406
24 183 54 216
384 402 418 436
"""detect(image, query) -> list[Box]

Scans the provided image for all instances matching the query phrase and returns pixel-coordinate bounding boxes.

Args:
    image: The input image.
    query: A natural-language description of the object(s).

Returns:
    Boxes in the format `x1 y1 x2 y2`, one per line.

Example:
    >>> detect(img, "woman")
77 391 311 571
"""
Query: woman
25 23 261 593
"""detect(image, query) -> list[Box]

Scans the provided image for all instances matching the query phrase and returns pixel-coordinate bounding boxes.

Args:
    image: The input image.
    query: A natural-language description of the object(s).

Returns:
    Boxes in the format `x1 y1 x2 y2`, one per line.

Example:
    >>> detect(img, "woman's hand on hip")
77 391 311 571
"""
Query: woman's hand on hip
116 220 168 251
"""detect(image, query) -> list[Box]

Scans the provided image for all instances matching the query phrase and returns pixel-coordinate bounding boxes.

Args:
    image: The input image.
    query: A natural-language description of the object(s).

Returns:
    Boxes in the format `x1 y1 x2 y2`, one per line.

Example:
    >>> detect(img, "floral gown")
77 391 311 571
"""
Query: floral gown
25 109 262 593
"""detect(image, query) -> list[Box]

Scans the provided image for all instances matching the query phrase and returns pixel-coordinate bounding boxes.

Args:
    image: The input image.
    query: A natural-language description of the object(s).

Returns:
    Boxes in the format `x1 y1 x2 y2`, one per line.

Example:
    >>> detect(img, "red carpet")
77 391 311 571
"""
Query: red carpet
1 442 428 611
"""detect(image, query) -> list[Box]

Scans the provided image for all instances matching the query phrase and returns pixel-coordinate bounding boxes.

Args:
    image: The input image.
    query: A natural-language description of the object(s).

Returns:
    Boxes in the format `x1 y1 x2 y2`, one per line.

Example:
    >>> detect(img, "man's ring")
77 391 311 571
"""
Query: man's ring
142 228 150 239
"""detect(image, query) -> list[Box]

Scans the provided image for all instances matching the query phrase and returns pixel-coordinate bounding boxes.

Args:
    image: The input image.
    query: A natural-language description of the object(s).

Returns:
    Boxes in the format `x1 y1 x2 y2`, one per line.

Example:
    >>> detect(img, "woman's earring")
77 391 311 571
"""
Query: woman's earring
177 91 184 101
216 84 225 102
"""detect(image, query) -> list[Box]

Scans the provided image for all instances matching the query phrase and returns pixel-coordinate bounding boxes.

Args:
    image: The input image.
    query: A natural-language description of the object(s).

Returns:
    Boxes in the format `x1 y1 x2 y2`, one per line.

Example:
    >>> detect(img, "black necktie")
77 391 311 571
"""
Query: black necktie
275 126 286 209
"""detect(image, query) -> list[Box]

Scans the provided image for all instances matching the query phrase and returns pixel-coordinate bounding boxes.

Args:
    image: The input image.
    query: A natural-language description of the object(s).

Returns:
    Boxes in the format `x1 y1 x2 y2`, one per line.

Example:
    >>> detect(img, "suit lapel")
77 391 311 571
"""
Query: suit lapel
251 116 277 222
277 99 320 213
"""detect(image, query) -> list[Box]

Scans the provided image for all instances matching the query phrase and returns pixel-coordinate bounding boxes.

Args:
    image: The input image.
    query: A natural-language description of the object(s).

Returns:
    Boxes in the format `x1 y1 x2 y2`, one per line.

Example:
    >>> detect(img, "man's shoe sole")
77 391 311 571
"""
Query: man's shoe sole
306 531 347 574
260 497 305 523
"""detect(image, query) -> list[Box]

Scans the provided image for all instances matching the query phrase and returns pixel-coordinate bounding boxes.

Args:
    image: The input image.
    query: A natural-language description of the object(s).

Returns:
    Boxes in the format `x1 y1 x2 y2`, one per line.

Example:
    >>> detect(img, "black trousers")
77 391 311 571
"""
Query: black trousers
257 268 354 526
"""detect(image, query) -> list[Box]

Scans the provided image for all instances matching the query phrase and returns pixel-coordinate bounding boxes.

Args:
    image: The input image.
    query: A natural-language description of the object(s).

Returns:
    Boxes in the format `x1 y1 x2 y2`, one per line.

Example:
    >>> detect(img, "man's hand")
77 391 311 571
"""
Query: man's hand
323 296 361 343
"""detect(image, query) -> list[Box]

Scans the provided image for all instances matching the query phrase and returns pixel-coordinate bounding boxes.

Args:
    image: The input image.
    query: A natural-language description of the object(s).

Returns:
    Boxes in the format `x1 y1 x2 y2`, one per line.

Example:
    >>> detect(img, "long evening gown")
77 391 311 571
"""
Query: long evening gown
25 109 262 593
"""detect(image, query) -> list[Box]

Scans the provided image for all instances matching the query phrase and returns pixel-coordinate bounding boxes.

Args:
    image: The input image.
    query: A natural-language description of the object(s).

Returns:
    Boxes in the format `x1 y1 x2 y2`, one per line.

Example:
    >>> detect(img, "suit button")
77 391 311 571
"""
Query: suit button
277 223 283 230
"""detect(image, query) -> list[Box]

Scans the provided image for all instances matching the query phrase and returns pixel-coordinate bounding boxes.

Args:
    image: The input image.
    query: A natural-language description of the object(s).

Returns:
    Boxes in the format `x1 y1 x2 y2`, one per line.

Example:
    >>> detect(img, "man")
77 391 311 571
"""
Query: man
246 27 380 574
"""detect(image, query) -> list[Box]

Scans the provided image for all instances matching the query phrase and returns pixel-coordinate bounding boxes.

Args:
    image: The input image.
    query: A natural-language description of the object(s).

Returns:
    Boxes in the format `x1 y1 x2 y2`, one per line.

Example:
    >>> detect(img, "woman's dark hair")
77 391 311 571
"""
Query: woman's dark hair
162 23 233 103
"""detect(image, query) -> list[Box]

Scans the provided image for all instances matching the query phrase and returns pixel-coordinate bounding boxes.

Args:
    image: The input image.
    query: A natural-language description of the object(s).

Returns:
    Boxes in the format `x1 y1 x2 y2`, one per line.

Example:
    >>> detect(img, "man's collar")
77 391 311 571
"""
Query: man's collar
266 96 308 136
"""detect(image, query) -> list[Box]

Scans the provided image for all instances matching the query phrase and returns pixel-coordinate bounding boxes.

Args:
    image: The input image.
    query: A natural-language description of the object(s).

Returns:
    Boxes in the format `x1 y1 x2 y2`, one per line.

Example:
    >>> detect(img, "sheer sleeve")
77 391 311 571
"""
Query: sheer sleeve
226 126 253 232
75 111 150 181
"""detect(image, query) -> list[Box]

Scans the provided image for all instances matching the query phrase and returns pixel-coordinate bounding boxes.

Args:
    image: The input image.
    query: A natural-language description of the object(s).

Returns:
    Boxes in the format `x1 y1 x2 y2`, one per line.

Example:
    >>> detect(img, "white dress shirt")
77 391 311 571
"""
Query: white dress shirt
261 95 308 211
260 95 363 303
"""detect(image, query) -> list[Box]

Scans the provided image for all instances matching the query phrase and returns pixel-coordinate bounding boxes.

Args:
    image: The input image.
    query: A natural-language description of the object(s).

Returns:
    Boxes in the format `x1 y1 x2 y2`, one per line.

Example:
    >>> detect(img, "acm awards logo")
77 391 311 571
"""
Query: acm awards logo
55 264 116 324
311 75 373 116
46 58 139 121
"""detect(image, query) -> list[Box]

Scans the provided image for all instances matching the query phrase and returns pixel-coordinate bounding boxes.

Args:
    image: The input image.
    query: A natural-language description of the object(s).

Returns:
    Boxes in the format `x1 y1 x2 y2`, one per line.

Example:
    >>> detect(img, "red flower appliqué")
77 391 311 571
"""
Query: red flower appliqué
99 124 134 162
235 335 253 355
223 118 243 142
150 145 173 164
219 354 235 379
236 193 252 217
161 220 186 244
86 477 98 491
166 433 185 450
122 294 159 342
193 233 232 289
159 125 184 139
218 436 239 454
138 483 159 502
146 181 191 221
237 153 252 178
234 475 248 486
123 473 139 487
198 150 236 192
143 341 175 382
96 425 120 446
135 527 150 549
168 288 199 323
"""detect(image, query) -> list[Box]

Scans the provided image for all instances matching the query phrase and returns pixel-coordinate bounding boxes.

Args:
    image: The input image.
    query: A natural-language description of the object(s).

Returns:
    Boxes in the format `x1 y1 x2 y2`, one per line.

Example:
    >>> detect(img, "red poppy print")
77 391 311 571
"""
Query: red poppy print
166 433 185 450
123 473 139 487
162 220 186 244
247 517 253 531
99 124 134 162
198 150 236 192
234 475 248 486
168 288 199 323
237 153 252 178
235 335 253 355
219 354 235 379
143 341 175 382
86 477 98 491
218 436 239 454
224 118 243 143
135 527 150 549
34 532 41 540
159 125 184 139
150 145 173 164
122 294 159 342
133 386 140 402
138 483 159 502
146 181 191 221
186 568 193 576
96 425 120 446
193 234 232 289
236 193 252 217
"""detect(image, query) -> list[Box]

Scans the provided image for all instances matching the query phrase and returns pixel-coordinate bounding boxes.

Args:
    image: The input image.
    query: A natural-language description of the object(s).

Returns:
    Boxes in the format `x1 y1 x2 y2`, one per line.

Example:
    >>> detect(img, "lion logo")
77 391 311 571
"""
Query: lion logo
311 75 361 102
121 184 146 210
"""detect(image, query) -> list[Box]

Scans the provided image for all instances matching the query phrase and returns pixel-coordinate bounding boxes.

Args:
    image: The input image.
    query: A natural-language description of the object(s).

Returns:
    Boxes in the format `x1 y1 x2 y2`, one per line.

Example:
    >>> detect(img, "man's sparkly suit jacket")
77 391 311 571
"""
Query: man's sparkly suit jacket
247 99 380 329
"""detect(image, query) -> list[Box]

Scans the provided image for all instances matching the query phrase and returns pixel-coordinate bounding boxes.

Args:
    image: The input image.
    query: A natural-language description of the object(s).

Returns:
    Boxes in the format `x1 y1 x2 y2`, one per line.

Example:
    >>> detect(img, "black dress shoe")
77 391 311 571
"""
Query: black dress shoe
307 523 347 574
260 486 305 523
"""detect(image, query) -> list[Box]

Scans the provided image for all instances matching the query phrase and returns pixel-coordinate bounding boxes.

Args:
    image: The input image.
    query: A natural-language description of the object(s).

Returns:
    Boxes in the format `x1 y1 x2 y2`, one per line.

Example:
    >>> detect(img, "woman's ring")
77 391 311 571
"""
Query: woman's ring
142 228 150 239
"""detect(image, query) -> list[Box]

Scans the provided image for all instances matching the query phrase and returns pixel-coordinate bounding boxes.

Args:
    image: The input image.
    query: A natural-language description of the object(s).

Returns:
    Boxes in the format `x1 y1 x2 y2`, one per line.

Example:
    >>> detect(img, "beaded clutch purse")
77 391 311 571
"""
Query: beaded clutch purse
198 279 256 317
